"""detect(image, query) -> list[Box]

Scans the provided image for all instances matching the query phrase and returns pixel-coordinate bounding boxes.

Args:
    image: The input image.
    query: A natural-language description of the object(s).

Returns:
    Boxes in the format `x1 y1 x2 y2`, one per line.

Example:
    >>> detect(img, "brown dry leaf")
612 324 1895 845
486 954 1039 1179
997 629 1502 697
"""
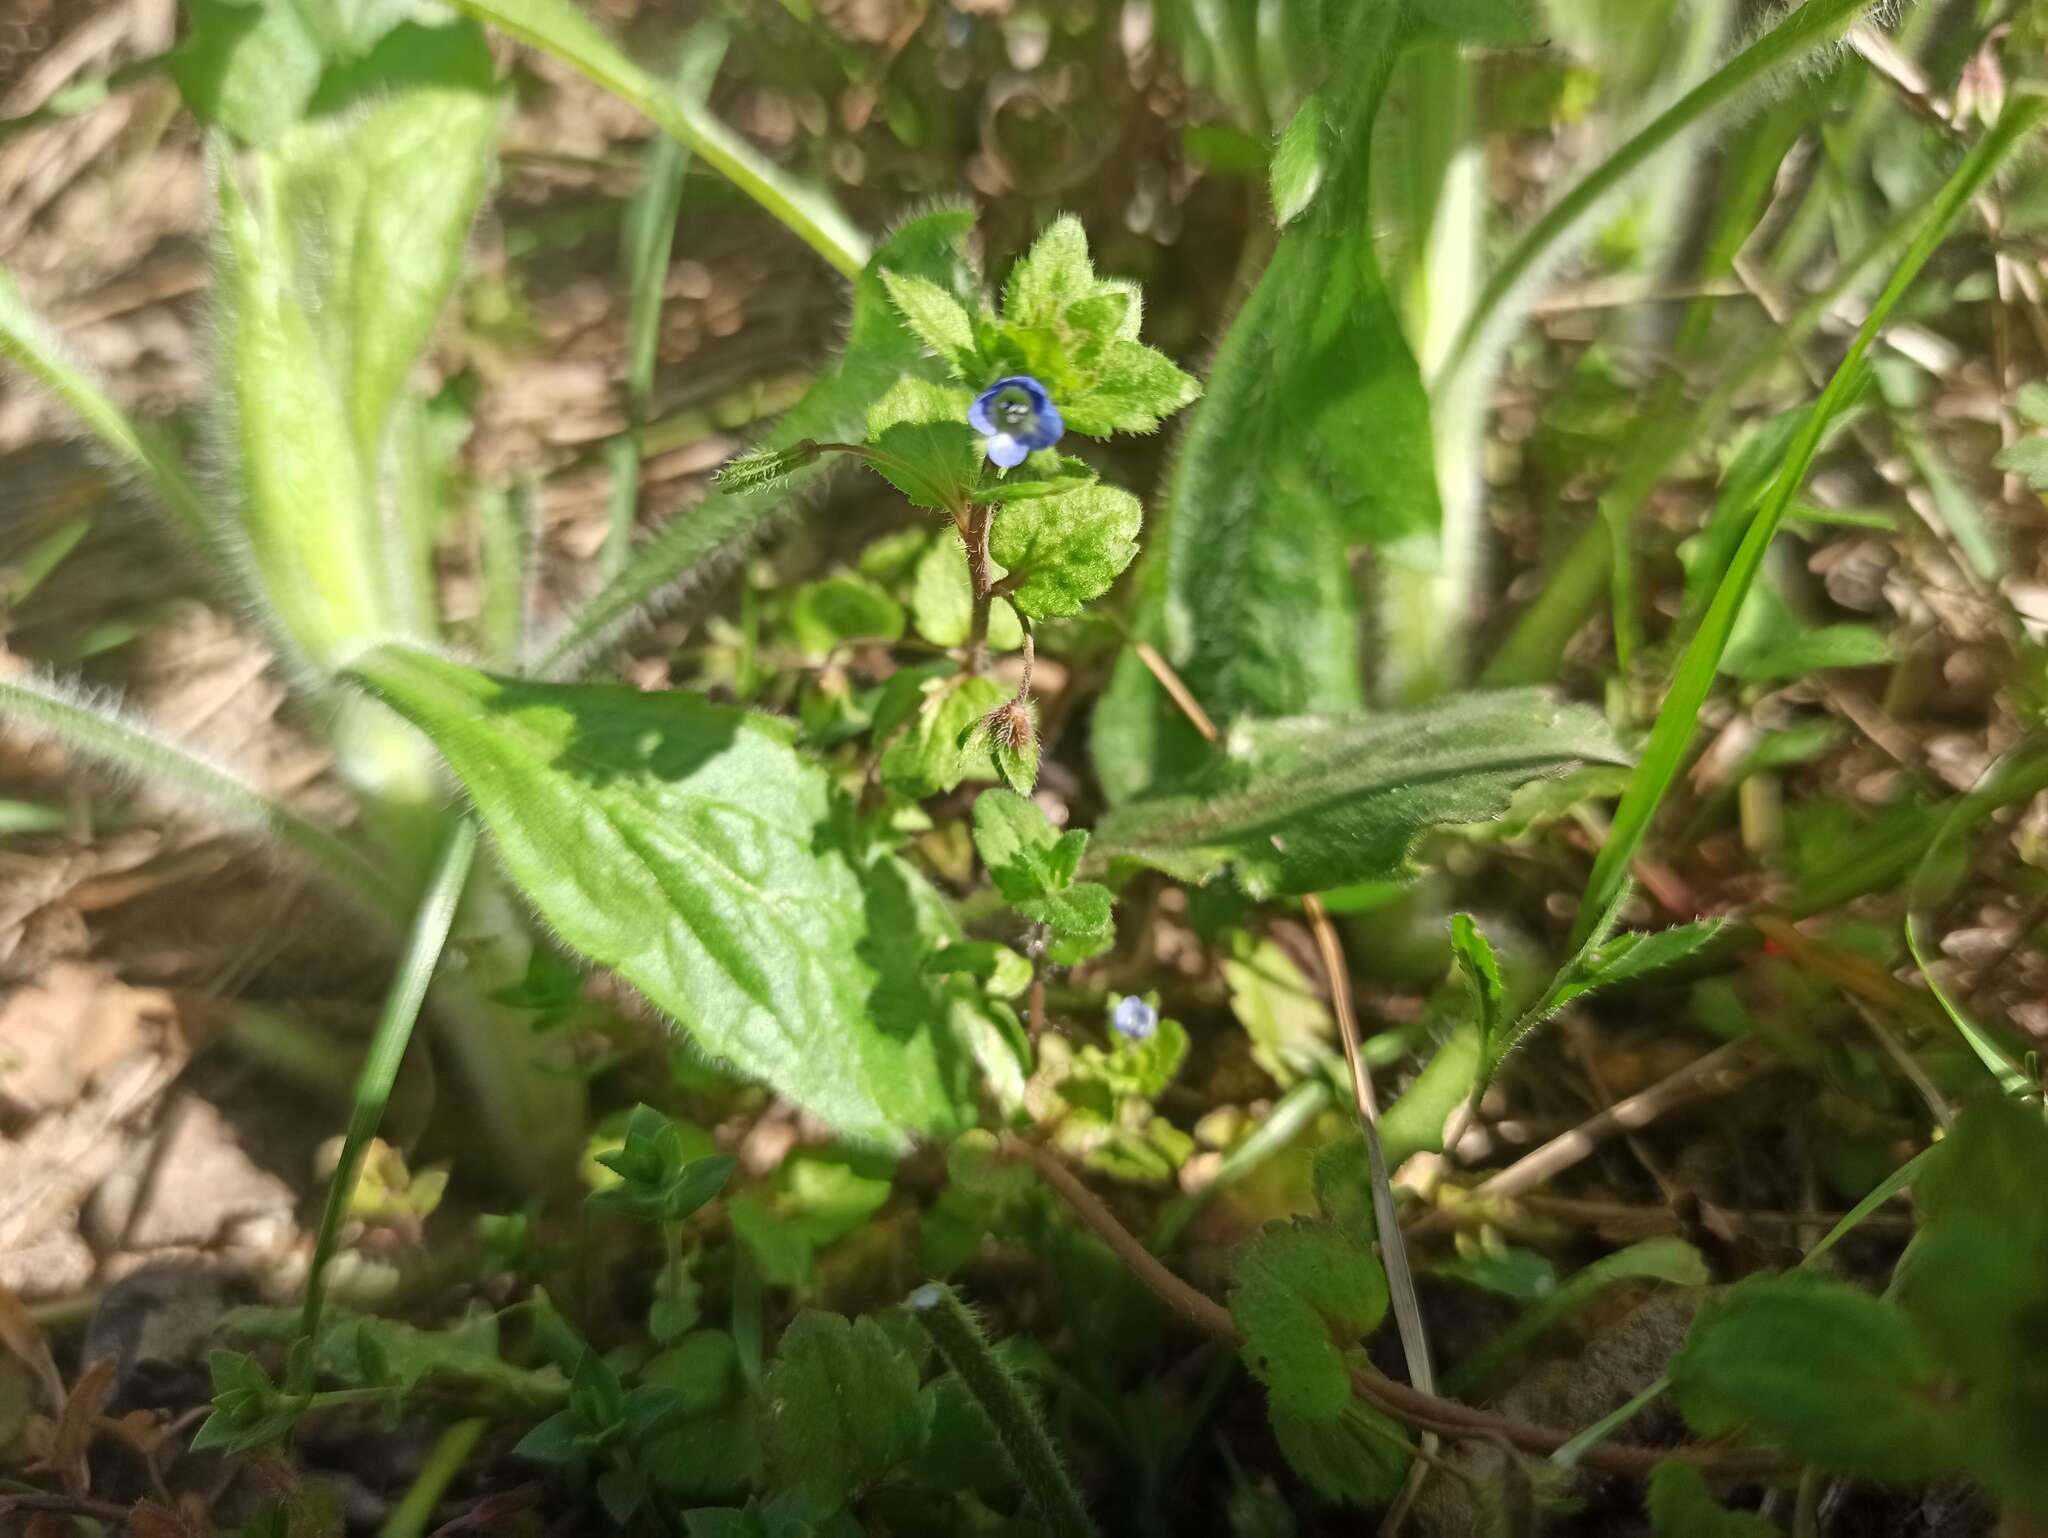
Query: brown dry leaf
0 960 165 1120
30 1352 113 1496
0 1280 63 1409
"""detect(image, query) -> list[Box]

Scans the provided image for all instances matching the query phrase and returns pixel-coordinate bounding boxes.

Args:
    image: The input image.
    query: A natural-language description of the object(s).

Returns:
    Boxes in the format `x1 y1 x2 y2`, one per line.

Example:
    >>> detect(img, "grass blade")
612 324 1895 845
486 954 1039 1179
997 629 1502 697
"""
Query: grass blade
1569 92 2048 949
1435 0 1876 390
0 671 403 922
0 267 215 545
446 0 869 278
291 818 478 1393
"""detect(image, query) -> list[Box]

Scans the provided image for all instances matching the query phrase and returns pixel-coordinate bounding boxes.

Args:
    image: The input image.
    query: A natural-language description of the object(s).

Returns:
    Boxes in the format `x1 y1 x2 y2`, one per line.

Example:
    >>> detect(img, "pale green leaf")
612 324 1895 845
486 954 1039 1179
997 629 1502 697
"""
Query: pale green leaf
988 482 1142 621
1017 881 1114 965
880 269 981 377
1222 932 1332 1087
1060 340 1201 437
1449 913 1504 1052
1092 691 1628 898
171 0 326 145
349 645 981 1150
971 789 1063 899
1270 1403 1410 1508
909 533 1022 649
1003 215 1094 331
923 941 1033 1000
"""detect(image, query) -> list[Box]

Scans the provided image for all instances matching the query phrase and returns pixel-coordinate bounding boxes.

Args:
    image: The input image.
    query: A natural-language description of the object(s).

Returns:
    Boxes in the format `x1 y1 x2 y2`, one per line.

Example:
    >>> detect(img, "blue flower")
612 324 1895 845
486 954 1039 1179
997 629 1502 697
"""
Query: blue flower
969 375 1063 469
1111 995 1158 1041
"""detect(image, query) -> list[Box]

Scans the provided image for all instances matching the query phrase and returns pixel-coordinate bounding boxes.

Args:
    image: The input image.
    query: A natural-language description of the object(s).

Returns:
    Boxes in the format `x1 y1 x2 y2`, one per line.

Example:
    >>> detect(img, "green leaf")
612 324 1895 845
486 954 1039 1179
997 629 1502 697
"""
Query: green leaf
1017 881 1116 966
1093 691 1628 897
923 941 1034 1000
1003 215 1095 332
1270 1402 1410 1508
865 377 980 511
1442 1238 1707 1397
971 788 1080 900
789 575 905 657
1061 340 1200 437
1094 10 1435 800
1892 1100 2048 1510
989 482 1143 621
1670 1271 1962 1479
1269 94 1324 226
1378 1023 1481 1171
1646 1462 1781 1538
1230 1218 1388 1421
880 269 981 378
716 441 824 497
1449 914 1505 1054
539 211 974 670
763 1312 929 1514
214 158 387 666
909 533 1022 650
269 69 502 469
1409 0 1537 43
1222 932 1333 1087
990 703 1040 796
879 674 1007 799
349 645 981 1150
172 0 326 145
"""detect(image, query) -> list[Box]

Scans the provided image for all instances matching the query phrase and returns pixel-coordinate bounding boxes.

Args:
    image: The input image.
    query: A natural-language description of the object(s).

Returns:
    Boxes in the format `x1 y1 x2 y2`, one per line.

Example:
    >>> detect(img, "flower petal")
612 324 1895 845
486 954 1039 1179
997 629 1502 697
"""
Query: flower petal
985 433 1030 469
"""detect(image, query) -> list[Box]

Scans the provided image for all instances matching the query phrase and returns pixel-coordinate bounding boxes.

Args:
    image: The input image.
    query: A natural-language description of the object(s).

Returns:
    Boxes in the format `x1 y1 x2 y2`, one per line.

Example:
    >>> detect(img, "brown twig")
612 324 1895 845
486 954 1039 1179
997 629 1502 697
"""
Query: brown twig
995 1134 1795 1482
1410 1040 1762 1240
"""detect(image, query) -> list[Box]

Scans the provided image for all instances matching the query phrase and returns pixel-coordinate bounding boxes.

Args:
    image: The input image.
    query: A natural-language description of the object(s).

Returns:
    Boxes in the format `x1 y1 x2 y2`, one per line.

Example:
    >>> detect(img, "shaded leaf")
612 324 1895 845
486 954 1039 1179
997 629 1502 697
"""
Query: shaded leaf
1094 691 1627 897
763 1312 928 1514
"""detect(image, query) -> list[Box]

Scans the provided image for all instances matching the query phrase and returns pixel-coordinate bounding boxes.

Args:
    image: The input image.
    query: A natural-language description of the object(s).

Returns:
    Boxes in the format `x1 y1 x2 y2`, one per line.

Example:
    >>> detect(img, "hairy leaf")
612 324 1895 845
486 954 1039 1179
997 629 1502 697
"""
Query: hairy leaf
989 482 1142 621
350 645 981 1149
1230 1219 1388 1421
1093 691 1627 897
1670 1272 1960 1479
1646 1462 1780 1538
763 1312 928 1515
1094 9 1436 800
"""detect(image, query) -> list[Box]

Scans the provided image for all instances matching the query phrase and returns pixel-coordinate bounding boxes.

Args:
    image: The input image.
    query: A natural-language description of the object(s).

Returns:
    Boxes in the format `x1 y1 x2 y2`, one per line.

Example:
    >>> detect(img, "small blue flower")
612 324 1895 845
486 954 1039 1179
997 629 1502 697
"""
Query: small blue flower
1111 995 1158 1042
969 375 1063 469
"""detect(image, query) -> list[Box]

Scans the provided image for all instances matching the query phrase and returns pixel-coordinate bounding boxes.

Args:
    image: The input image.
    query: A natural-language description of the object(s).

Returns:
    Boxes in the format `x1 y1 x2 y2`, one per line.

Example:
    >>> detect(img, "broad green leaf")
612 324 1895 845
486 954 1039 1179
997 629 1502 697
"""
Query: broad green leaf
763 1312 928 1515
1094 9 1438 799
1060 340 1200 437
1442 1238 1707 1396
1093 691 1627 897
1670 1272 1961 1479
539 211 975 671
1409 0 1537 43
1999 437 2048 488
1377 1022 1481 1170
989 482 1142 621
880 269 980 378
788 576 905 657
1270 1403 1410 1509
879 674 1007 799
865 378 980 511
172 0 326 145
349 645 981 1150
1646 1462 1780 1538
1230 1218 1388 1421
